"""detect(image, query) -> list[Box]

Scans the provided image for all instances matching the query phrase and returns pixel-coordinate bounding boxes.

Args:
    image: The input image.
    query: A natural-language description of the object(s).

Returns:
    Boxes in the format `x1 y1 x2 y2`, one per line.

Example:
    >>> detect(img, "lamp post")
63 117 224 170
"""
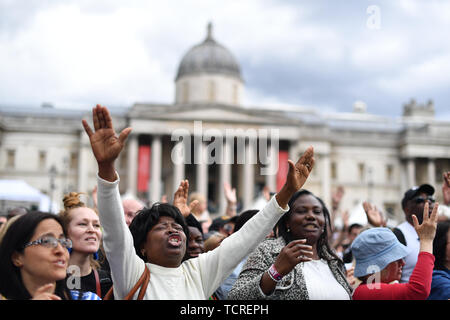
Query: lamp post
49 165 57 213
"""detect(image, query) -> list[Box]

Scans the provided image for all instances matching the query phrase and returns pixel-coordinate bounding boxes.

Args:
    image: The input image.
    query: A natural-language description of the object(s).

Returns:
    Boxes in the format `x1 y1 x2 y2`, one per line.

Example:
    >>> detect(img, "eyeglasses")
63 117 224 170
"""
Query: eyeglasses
412 196 435 204
23 236 72 250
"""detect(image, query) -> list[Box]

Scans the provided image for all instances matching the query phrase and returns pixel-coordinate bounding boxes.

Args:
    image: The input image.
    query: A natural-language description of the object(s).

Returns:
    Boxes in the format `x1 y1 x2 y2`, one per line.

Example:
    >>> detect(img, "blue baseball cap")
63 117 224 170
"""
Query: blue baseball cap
351 228 410 278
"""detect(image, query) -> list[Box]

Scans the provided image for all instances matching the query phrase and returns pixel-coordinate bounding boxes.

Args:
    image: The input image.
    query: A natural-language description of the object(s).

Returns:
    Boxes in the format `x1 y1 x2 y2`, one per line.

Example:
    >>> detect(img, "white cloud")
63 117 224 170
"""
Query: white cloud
375 53 450 94
0 1 449 119
350 34 408 70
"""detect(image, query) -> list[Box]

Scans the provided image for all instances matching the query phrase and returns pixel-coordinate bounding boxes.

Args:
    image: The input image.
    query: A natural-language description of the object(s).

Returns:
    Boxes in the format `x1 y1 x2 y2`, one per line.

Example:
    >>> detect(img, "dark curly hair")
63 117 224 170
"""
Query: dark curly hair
128 203 190 261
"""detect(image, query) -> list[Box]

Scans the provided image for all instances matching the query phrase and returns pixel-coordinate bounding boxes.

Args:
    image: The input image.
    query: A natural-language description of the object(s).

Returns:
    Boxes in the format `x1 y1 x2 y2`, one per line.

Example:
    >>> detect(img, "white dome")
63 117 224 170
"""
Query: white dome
175 23 242 81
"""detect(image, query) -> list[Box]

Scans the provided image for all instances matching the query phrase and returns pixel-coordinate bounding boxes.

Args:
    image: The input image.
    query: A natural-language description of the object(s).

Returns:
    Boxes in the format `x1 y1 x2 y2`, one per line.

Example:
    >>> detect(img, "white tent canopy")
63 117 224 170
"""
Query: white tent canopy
0 180 54 212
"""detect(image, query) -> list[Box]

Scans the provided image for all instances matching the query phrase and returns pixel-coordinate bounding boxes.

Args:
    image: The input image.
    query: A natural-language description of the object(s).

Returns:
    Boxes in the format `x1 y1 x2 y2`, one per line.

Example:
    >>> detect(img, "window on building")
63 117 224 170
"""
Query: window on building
69 152 78 170
384 202 396 220
39 151 46 170
6 150 15 168
331 162 337 180
358 163 365 181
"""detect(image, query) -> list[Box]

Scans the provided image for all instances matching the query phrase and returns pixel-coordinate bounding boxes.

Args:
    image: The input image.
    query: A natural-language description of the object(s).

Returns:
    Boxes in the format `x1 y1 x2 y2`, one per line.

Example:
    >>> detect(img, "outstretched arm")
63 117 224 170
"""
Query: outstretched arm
258 146 315 294
82 104 131 181
199 146 315 298
83 104 143 299
412 201 439 254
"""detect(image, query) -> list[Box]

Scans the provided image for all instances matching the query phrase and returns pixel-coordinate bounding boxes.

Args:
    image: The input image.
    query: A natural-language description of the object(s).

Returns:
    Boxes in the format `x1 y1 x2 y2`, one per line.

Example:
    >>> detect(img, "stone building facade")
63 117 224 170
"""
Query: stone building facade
1 24 449 224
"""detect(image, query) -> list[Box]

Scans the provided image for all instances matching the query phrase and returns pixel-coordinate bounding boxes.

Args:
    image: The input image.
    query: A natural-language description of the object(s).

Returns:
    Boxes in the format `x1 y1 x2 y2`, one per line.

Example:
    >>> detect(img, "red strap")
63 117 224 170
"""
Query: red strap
104 266 150 300
93 268 101 298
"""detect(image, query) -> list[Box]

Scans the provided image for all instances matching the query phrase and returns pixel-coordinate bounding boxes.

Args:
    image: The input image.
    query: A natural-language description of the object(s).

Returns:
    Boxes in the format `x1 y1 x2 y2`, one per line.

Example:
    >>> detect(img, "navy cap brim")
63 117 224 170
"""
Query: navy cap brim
416 184 435 196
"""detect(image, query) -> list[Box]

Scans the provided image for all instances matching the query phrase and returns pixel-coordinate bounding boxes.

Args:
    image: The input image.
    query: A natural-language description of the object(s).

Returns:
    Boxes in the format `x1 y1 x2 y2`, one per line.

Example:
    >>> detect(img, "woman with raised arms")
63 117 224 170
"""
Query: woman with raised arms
82 104 315 300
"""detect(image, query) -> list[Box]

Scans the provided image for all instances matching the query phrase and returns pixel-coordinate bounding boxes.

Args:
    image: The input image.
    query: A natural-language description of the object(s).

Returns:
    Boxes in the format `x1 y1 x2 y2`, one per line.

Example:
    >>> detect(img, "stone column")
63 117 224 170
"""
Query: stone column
195 141 208 197
321 153 331 208
427 158 436 187
264 140 278 193
77 131 91 193
399 160 407 195
150 135 162 204
126 134 138 196
172 140 185 194
242 138 256 210
407 158 416 187
218 137 233 215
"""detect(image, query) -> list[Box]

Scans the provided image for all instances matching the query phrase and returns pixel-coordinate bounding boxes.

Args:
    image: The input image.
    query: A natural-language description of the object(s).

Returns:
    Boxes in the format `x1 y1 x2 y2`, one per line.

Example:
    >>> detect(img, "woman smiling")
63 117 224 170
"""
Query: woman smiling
228 190 352 300
59 192 112 298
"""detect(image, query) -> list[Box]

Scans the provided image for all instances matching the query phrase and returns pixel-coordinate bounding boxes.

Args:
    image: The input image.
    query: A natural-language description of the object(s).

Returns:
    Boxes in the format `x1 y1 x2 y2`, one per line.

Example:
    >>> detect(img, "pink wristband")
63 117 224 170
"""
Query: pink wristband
268 264 283 282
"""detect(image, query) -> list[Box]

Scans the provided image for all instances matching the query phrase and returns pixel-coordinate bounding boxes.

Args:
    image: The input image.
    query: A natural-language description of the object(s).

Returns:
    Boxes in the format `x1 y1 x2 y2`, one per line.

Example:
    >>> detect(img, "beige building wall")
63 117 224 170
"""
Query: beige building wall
175 74 244 106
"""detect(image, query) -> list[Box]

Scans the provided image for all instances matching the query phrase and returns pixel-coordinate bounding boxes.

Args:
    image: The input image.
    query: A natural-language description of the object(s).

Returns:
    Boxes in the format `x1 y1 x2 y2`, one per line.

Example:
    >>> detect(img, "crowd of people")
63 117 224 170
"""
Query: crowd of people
0 104 449 301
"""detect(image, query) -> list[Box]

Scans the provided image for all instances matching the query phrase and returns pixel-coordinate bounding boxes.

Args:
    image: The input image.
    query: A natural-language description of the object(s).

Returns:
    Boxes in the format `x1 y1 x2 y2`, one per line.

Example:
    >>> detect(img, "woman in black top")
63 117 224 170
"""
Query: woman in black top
59 192 112 298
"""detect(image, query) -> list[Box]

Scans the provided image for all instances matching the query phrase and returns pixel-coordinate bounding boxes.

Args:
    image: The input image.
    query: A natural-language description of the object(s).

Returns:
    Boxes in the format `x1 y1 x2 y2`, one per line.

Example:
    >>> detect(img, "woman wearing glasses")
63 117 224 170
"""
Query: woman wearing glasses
0 211 100 300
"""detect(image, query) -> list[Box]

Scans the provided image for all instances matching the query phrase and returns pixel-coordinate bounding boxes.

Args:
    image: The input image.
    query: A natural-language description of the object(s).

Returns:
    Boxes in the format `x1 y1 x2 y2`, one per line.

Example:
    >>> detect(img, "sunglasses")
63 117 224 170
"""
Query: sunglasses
23 235 72 250
412 196 435 204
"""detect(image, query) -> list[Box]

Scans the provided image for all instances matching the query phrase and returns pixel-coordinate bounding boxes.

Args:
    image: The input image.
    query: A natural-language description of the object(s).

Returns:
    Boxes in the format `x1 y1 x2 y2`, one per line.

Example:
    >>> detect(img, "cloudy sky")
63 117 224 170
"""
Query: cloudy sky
1 0 450 119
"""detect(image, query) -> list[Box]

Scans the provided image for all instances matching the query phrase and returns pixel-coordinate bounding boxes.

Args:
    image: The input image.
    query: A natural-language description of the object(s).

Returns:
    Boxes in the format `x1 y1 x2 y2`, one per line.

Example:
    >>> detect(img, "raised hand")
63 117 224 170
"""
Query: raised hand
273 239 313 276
276 146 315 209
332 186 345 211
412 201 439 242
173 180 199 218
224 182 237 204
82 104 131 181
32 283 61 300
260 239 313 295
363 201 387 227
286 146 315 192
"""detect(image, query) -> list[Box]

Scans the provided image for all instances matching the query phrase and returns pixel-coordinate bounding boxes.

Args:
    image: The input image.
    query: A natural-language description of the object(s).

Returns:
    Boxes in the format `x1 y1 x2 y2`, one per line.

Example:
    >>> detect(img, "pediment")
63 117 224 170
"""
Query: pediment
130 103 293 125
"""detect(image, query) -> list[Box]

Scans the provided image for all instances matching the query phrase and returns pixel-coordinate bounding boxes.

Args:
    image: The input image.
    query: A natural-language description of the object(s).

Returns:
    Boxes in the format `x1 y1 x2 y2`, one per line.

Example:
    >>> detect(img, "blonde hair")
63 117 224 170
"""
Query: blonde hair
59 192 101 270
189 192 206 204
